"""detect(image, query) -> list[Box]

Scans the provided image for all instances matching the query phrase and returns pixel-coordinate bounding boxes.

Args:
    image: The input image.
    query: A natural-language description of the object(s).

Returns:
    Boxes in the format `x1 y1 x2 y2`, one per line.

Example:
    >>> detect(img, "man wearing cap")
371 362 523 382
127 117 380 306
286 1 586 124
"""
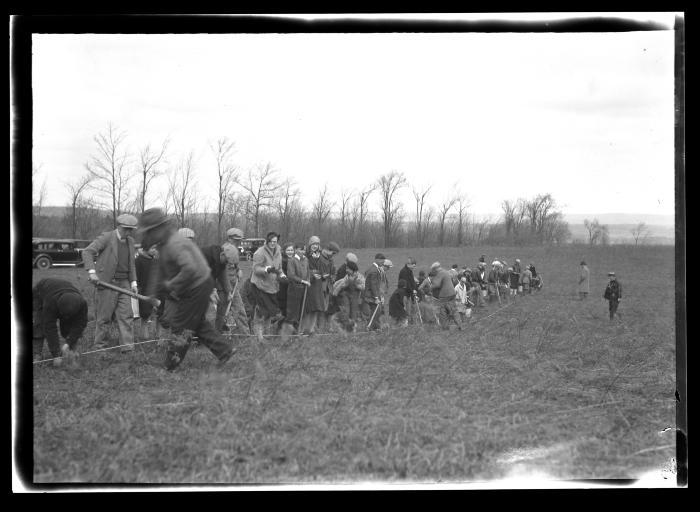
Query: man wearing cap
430 262 463 330
221 227 250 335
578 261 590 300
250 232 286 339
82 213 139 352
199 242 234 333
32 278 88 365
139 208 235 370
603 272 622 321
362 253 386 331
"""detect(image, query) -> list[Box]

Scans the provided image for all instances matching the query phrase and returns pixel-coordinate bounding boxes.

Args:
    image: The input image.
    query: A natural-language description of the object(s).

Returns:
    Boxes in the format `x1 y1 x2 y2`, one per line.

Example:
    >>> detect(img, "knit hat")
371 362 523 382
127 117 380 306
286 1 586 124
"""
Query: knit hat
346 252 358 263
346 261 359 272
57 292 84 318
308 235 321 246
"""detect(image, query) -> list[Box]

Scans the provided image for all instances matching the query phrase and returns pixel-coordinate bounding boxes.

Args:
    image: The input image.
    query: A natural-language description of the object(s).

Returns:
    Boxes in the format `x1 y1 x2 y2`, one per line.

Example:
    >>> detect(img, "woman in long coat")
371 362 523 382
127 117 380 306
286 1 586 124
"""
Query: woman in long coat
285 242 310 330
303 236 332 334
277 243 295 318
578 261 590 299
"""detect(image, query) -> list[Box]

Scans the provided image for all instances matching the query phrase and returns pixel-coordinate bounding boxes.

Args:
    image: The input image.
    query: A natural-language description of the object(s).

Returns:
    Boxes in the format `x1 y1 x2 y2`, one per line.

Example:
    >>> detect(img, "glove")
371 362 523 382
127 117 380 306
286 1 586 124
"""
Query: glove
266 266 277 274
301 280 311 286
88 271 99 283
131 282 139 294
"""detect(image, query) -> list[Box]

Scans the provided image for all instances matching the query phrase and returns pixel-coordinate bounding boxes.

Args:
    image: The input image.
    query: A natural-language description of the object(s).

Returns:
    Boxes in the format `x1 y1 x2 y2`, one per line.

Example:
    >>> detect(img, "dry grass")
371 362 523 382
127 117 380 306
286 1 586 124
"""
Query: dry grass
27 244 677 485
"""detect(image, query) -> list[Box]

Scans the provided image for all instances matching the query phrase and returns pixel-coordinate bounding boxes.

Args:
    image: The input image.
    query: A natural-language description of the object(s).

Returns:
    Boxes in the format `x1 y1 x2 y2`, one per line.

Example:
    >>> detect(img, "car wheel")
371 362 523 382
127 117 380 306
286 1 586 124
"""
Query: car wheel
36 256 51 270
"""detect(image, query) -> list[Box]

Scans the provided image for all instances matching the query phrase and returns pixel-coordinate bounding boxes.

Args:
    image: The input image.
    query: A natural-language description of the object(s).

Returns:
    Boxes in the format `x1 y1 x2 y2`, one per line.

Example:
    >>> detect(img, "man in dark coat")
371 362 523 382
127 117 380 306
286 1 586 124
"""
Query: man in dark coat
603 271 622 321
398 257 419 322
139 208 236 371
32 278 88 365
362 253 386 331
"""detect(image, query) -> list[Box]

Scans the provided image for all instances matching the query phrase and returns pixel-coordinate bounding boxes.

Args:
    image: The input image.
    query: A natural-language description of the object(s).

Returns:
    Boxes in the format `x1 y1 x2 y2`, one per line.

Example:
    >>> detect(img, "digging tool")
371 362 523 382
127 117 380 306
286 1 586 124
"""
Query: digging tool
367 302 381 330
224 279 239 327
93 279 161 307
413 295 423 325
298 283 309 327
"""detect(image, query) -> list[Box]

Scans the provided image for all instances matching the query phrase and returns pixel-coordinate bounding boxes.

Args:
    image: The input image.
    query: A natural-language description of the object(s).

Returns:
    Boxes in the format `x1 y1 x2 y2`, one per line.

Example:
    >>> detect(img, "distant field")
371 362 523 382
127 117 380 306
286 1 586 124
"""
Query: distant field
27 244 677 485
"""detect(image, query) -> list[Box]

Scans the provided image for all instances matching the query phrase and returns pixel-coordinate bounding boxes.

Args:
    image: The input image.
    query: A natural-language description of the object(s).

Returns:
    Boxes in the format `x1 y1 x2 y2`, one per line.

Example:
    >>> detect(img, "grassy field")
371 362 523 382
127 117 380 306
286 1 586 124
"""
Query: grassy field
25 244 677 486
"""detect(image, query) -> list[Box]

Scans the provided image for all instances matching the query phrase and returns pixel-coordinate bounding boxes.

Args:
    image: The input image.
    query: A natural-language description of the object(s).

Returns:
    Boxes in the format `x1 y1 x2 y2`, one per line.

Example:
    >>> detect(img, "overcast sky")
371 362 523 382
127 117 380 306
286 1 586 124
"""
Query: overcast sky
29 13 678 218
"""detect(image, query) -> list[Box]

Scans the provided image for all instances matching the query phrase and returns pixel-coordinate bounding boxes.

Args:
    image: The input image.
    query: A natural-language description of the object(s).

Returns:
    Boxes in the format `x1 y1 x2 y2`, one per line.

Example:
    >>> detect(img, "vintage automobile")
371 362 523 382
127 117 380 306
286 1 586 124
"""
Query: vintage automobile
239 238 266 260
32 238 92 269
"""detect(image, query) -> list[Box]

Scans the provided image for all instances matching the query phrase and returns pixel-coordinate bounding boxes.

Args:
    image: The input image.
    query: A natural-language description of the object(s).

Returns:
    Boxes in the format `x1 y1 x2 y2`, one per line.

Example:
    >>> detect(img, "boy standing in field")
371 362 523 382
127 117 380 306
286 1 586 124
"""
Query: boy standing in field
454 275 474 323
603 271 622 321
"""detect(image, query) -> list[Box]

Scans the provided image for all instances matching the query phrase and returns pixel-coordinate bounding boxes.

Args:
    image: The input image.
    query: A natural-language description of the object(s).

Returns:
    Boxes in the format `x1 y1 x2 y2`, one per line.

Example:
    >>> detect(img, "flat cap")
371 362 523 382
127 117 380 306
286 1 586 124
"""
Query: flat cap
117 213 138 228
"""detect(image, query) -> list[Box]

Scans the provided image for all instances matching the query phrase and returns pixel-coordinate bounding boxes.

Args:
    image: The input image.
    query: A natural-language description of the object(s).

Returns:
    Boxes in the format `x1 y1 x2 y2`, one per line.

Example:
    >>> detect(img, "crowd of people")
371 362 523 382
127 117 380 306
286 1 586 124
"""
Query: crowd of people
31 208 621 371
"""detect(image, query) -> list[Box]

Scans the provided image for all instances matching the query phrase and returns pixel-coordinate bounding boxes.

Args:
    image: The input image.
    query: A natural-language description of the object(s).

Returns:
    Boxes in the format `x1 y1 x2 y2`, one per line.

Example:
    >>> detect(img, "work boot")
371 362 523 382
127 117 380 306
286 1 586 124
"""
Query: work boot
163 331 192 371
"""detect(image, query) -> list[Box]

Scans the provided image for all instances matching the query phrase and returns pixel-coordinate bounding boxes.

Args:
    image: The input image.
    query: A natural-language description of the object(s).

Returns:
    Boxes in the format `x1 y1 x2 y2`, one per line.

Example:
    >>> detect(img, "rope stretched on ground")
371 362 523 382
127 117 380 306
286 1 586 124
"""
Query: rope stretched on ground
32 302 516 364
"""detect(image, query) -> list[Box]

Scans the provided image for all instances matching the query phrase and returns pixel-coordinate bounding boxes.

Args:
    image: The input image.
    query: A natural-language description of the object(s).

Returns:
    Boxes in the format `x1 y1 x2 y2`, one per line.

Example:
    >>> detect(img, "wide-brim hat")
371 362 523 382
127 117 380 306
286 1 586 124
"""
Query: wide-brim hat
138 208 170 232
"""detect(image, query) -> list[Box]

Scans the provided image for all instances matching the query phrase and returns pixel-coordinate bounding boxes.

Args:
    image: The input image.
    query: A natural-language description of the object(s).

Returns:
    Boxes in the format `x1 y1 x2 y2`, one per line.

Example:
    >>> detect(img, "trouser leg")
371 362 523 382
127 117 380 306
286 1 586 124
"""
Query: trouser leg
114 280 135 351
215 289 230 332
94 287 118 348
230 289 250 334
195 318 233 360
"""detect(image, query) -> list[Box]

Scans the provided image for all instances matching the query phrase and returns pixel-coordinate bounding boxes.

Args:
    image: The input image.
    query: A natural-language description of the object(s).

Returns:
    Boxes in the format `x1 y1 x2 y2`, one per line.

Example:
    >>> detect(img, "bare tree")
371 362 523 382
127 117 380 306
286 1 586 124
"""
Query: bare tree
437 195 457 246
338 189 354 247
311 183 335 235
473 215 492 244
136 138 169 213
167 151 198 229
64 174 94 238
524 193 557 239
276 178 300 242
412 184 432 247
583 218 610 246
354 185 376 248
631 222 651 246
239 162 282 237
455 195 469 247
377 170 407 248
84 123 134 227
210 137 238 241
502 199 517 237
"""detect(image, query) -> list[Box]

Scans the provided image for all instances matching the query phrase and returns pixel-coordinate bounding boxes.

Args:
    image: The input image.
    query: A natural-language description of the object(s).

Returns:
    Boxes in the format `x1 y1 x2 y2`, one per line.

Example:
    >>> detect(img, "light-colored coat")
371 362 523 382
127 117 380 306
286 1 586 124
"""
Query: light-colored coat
578 265 590 293
251 244 284 294
82 229 137 283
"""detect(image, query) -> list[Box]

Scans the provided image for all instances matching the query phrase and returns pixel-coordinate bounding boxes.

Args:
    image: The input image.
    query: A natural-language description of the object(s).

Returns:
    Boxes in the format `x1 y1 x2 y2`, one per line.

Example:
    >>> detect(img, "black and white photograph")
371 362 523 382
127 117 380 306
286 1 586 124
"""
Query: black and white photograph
11 13 686 490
